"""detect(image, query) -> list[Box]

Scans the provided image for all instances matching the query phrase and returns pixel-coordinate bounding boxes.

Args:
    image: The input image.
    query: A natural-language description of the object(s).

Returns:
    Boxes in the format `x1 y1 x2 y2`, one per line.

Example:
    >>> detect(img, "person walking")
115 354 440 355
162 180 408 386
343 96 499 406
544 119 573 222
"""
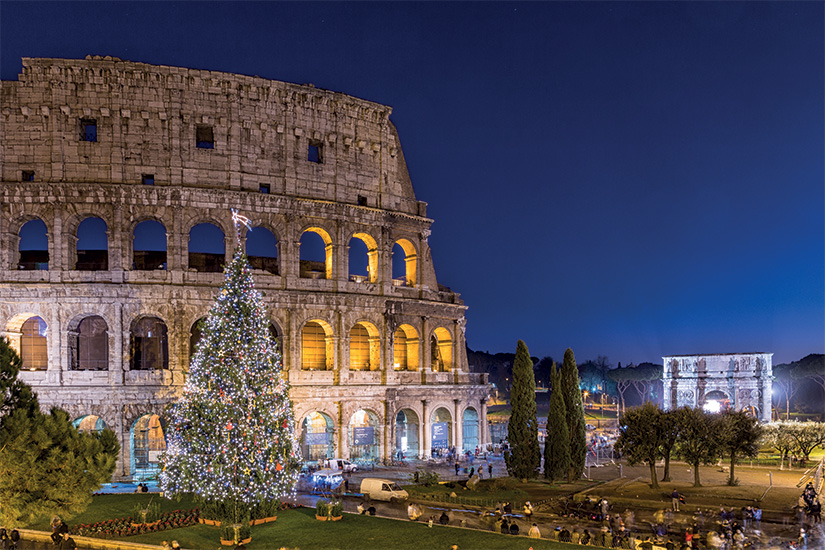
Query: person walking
672 489 681 512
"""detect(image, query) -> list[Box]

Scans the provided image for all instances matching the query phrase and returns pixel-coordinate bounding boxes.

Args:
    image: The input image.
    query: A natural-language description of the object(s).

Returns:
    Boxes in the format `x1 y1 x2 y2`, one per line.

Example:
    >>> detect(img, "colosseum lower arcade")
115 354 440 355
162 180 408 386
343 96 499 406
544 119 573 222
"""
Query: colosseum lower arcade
0 56 491 480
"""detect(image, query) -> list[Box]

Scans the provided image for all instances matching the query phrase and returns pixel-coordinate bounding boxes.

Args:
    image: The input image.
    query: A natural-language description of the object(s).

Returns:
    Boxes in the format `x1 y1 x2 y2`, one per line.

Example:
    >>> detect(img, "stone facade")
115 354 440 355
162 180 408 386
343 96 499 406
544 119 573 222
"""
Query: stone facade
0 56 491 480
661 353 772 422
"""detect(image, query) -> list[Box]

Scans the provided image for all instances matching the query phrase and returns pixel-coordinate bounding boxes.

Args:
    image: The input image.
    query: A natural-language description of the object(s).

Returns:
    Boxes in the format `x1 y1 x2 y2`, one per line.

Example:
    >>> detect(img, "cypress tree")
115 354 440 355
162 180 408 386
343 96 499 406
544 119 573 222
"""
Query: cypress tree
561 348 587 481
504 340 540 479
543 361 570 480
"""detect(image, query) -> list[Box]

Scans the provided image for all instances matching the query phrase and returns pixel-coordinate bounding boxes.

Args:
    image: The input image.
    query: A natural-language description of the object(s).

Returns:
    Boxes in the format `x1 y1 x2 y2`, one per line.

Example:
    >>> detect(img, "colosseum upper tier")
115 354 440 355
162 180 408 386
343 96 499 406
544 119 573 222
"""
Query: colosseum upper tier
0 56 490 480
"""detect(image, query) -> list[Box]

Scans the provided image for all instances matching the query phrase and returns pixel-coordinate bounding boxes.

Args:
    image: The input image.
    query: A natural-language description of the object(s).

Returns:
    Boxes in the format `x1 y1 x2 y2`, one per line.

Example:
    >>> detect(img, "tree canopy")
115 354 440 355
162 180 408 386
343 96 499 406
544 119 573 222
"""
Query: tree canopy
543 361 570 481
615 402 663 488
561 348 587 482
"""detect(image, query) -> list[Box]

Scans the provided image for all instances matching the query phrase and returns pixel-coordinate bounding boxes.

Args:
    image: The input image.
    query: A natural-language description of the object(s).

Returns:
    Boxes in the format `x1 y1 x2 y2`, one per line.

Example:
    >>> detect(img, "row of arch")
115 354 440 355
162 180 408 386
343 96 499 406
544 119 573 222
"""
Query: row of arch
11 314 454 372
73 406 482 478
16 217 418 286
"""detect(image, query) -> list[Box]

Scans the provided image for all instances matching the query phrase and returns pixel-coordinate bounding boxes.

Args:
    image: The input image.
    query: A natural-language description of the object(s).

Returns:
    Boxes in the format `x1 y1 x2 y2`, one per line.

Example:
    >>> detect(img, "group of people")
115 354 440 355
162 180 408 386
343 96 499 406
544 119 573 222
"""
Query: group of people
49 517 76 550
0 528 21 550
798 482 821 525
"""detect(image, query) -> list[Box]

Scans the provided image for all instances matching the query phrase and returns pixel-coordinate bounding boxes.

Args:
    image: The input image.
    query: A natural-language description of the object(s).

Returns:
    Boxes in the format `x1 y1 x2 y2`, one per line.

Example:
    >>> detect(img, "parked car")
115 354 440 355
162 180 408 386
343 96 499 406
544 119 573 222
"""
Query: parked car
323 458 358 473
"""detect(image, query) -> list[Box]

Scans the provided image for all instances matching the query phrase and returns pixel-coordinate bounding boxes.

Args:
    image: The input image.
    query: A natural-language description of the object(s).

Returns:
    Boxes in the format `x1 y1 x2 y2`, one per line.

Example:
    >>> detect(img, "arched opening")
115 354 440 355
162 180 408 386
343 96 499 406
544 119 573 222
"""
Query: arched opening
188 223 225 272
703 390 731 413
349 409 379 462
129 317 169 370
69 315 108 371
189 317 207 364
18 219 49 270
349 322 379 371
131 414 166 480
301 411 334 462
299 228 332 279
391 239 417 287
395 409 419 459
246 226 279 275
19 316 48 371
430 327 453 372
430 407 453 456
462 408 479 452
301 320 333 371
73 415 108 433
393 324 419 371
348 233 378 283
76 217 108 270
133 220 167 270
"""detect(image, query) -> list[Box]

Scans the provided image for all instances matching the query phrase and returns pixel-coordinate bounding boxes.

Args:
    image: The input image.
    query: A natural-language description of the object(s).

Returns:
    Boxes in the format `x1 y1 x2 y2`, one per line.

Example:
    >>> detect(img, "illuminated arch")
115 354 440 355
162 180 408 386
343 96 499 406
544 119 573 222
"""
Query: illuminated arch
392 238 417 287
130 414 167 480
349 232 378 283
301 411 335 462
299 227 333 279
301 319 334 371
395 409 420 459
73 415 108 433
462 407 480 452
20 316 48 371
349 321 379 371
349 409 380 461
393 324 419 371
430 407 453 452
430 327 453 372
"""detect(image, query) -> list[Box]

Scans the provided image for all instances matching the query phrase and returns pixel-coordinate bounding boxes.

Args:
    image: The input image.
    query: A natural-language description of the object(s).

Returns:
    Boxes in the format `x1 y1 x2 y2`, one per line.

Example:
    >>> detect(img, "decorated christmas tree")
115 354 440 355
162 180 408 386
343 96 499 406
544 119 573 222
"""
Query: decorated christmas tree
160 212 300 541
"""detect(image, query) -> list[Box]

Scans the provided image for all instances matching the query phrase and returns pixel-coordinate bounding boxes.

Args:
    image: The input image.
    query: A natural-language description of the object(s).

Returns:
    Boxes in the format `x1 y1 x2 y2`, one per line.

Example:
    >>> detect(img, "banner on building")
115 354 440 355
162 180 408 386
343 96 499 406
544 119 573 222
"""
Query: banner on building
353 426 375 446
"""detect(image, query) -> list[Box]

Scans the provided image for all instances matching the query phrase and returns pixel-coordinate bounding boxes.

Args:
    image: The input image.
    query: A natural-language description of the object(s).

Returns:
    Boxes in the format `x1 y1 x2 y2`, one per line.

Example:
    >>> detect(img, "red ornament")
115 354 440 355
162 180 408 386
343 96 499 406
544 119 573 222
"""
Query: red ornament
275 462 283 471
225 421 233 431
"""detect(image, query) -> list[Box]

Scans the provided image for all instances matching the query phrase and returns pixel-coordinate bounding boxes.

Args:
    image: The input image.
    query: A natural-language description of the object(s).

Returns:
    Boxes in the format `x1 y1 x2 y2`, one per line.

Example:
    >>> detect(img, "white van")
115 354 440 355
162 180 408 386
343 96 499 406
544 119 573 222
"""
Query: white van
323 458 358 473
359 478 408 502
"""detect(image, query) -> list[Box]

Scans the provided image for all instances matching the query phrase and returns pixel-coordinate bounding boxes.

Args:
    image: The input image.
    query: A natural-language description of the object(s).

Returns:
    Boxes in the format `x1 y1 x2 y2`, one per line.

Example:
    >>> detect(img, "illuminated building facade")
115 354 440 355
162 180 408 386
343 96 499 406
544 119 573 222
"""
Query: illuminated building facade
0 56 490 480
662 353 772 422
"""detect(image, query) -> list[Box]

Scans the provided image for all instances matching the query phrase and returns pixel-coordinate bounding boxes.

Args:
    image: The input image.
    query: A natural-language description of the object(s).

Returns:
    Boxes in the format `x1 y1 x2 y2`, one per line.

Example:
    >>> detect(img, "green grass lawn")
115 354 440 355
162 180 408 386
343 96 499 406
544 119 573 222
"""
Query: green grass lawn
25 494 583 550
125 507 582 550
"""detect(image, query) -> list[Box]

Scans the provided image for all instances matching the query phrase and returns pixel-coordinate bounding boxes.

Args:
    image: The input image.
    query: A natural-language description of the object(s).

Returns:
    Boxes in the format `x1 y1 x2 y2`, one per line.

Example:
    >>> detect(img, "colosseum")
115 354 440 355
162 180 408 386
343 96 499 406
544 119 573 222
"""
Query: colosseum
0 56 491 480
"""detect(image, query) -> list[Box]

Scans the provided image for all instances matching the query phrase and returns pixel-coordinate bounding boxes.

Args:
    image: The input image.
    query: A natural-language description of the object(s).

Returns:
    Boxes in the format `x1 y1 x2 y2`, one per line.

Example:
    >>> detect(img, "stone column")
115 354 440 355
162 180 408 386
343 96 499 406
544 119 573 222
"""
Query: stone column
51 214 63 272
453 399 462 452
338 401 348 459
421 399 430 459
480 399 489 446
112 302 125 385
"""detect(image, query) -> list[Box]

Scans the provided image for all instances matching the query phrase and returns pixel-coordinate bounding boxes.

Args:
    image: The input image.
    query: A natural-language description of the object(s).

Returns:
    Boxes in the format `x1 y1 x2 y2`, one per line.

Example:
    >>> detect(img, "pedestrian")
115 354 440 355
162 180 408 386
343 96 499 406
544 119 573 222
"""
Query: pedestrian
672 489 681 512
503 501 512 515
428 516 434 528
367 504 376 516
529 523 542 539
581 529 592 545
58 532 76 550
357 502 365 515
454 462 460 476
488 463 493 478
8 530 18 550
51 517 68 546
171 542 181 550
468 467 474 478
509 521 520 536
161 542 171 550
500 518 510 534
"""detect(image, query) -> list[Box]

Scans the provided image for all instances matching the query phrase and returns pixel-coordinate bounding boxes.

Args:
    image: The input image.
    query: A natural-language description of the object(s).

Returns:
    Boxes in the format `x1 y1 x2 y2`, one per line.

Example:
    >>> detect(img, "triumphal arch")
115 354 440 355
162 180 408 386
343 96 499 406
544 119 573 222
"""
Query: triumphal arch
662 353 772 422
0 56 491 480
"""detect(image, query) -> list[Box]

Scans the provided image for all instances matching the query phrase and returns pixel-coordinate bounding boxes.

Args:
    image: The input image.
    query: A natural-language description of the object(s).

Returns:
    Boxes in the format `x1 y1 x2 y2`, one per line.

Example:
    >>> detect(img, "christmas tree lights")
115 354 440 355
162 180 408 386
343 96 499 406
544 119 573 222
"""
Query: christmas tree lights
160 212 300 524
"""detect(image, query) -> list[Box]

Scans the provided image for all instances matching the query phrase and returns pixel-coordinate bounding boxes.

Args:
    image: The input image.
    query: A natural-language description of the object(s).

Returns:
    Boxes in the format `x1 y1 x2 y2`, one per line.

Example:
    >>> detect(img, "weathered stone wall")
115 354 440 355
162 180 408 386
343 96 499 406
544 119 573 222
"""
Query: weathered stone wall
662 353 772 422
0 57 490 480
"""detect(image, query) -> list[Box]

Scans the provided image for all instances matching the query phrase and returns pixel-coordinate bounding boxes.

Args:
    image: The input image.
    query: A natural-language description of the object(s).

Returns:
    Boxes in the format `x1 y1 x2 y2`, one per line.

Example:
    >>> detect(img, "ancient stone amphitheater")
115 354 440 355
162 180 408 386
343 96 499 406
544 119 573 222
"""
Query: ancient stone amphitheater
0 56 490 480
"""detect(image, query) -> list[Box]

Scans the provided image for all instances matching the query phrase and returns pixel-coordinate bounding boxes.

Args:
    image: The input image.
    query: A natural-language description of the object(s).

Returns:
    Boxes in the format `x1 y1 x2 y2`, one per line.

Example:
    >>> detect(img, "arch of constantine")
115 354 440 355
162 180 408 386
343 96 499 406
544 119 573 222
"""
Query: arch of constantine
0 56 491 480
662 353 772 422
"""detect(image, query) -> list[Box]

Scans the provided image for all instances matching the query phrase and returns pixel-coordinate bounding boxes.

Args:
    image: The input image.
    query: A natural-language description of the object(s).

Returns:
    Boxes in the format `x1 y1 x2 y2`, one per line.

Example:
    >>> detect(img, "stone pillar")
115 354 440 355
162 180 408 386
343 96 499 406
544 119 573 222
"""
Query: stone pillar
51 214 63 272
112 302 125 385
421 316 430 376
111 204 123 272
338 401 348 459
480 399 489 446
453 399 462 452
422 399 430 459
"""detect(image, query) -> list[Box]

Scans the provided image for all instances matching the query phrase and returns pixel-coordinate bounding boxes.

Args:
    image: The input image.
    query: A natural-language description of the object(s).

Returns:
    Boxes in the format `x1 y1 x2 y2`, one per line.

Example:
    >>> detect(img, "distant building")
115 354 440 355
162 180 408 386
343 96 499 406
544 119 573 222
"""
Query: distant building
662 353 772 422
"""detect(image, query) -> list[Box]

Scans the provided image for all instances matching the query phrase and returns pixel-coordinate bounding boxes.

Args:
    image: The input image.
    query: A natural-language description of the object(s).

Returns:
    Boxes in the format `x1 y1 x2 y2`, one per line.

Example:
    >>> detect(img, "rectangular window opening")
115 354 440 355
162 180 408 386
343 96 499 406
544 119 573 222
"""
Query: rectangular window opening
307 141 322 163
357 195 368 206
142 174 155 185
21 170 35 182
80 118 98 142
196 125 214 149
259 183 270 194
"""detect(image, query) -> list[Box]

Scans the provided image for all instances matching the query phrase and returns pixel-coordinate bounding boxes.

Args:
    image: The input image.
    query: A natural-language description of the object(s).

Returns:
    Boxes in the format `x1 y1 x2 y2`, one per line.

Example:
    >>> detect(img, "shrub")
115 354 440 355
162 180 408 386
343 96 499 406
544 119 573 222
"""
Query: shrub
486 477 518 493
409 468 440 487
316 499 329 517
330 500 343 517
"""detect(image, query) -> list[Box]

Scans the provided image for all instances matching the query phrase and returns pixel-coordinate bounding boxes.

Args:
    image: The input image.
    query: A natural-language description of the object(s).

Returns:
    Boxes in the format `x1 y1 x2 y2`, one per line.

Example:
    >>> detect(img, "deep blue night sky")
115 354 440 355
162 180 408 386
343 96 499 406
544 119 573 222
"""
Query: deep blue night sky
2 2 823 366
